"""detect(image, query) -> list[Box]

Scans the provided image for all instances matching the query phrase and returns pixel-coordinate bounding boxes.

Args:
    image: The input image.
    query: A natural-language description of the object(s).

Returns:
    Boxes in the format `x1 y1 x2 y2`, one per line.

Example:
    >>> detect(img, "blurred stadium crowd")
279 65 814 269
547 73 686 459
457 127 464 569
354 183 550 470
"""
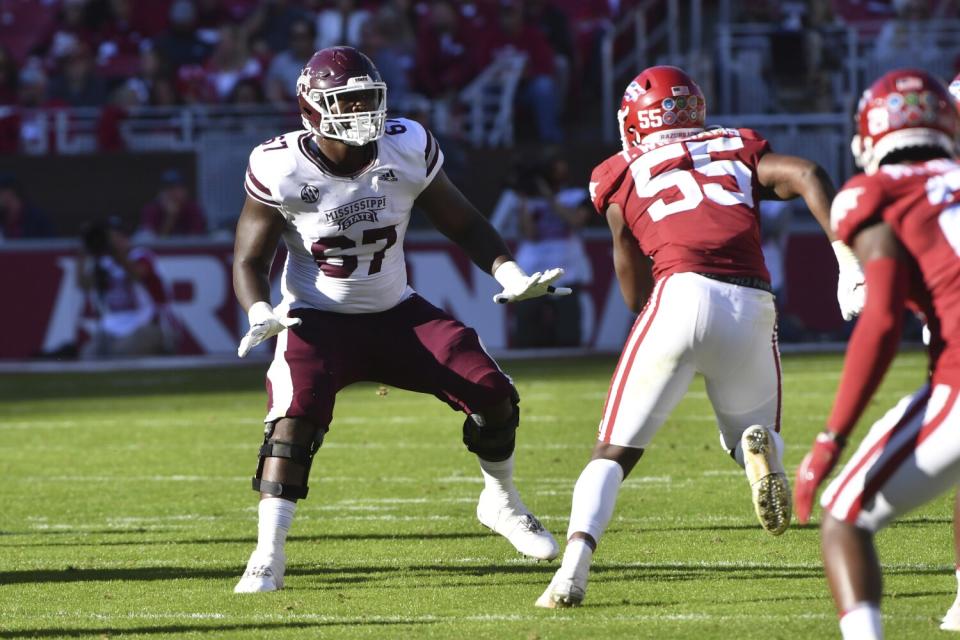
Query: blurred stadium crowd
0 0 956 163
0 0 623 158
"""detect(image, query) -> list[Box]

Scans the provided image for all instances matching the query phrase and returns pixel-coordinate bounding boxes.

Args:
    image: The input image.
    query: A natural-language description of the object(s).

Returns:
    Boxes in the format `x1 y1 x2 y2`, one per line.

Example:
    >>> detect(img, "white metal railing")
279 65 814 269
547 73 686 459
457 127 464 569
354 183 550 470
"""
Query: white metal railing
9 52 529 156
708 112 854 181
601 0 708 143
11 104 300 155
716 20 960 115
455 51 527 147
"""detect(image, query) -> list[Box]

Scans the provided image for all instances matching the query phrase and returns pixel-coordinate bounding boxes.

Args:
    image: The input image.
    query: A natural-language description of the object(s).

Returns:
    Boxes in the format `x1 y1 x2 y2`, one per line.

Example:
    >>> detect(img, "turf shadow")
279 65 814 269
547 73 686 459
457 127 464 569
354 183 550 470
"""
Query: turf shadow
0 619 431 638
0 531 492 548
0 562 556 586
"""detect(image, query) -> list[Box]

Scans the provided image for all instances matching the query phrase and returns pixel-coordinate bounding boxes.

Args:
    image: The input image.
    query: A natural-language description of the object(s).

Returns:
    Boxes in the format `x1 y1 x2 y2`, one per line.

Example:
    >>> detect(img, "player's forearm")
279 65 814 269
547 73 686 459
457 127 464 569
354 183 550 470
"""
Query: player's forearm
233 261 272 312
797 164 837 242
450 215 513 275
826 258 906 435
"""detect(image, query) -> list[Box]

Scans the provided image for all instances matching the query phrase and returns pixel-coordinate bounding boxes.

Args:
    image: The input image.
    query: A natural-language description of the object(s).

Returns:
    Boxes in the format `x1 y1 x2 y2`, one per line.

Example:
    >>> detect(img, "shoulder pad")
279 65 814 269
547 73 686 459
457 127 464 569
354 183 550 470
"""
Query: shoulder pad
245 132 298 207
383 117 443 183
590 152 630 215
831 173 884 243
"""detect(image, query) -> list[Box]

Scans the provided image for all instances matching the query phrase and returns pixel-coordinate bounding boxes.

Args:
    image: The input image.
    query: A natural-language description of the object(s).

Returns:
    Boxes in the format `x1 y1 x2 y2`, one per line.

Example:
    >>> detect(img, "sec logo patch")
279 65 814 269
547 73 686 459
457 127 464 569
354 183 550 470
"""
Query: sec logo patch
301 184 320 203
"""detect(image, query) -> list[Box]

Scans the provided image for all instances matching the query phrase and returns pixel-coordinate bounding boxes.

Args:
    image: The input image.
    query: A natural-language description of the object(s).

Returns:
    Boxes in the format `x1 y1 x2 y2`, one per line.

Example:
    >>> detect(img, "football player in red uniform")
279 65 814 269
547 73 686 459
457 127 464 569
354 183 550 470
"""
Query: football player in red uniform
793 69 960 639
938 71 960 633
232 46 571 593
536 65 862 608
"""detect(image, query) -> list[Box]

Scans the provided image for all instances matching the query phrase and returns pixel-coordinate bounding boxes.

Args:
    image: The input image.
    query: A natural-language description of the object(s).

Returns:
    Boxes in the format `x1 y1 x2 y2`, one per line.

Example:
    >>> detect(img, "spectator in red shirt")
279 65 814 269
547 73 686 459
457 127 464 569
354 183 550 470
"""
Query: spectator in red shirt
40 0 99 66
95 0 149 77
201 24 262 102
476 0 563 142
138 169 207 237
413 1 477 100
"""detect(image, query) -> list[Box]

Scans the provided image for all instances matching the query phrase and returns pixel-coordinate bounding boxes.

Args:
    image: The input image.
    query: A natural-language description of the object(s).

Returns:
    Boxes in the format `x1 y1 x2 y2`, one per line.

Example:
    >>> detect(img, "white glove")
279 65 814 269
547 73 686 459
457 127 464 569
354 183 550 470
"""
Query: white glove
237 301 302 358
492 260 573 304
833 240 865 321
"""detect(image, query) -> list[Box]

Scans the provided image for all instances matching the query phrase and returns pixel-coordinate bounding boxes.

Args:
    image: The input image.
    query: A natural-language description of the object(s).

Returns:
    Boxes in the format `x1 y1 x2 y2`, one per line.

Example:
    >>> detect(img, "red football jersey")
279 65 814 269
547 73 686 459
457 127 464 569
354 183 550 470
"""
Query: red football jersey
832 159 960 385
590 127 771 282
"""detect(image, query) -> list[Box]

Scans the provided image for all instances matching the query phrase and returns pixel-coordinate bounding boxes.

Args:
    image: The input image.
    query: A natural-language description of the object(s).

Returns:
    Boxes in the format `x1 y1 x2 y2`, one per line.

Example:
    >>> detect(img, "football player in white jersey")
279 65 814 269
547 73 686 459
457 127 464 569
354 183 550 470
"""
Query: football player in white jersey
232 46 570 593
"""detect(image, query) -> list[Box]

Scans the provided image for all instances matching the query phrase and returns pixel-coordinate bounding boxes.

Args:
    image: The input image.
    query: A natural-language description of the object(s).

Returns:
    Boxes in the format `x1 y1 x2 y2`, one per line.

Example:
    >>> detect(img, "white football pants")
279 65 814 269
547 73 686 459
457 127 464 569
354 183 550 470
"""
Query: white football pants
822 382 960 532
597 272 780 453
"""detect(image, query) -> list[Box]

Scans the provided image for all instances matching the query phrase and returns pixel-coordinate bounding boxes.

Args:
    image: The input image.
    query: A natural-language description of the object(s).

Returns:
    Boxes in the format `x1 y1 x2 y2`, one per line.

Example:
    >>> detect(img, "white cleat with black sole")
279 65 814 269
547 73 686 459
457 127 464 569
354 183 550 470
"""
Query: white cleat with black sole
234 552 285 593
742 425 791 536
536 573 586 608
476 490 559 561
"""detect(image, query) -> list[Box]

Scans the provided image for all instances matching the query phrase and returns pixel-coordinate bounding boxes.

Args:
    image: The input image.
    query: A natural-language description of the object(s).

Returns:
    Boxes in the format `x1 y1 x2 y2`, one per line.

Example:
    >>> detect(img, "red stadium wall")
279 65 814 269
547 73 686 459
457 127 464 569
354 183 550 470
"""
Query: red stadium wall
0 234 843 359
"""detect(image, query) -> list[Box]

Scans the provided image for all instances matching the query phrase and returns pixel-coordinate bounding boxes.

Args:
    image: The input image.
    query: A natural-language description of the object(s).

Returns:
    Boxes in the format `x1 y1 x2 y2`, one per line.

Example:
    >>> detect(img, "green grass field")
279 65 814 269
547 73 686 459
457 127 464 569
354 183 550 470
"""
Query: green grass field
0 352 953 639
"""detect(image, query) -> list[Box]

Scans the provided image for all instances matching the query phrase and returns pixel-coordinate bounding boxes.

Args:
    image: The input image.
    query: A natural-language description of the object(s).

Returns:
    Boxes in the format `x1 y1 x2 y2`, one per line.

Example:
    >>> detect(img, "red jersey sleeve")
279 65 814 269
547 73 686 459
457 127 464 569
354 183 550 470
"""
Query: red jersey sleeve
589 153 629 216
830 173 886 245
735 128 772 162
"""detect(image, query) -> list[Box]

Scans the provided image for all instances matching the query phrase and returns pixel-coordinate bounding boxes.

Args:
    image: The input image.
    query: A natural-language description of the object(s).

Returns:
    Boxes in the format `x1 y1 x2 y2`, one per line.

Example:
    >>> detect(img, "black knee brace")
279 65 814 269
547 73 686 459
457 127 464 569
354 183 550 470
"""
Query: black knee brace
252 425 325 500
462 388 520 462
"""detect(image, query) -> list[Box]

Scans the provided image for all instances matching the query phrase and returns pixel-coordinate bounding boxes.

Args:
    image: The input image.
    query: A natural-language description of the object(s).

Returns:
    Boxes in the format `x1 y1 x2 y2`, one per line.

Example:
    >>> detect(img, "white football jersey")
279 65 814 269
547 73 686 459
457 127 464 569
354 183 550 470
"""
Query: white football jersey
244 117 443 313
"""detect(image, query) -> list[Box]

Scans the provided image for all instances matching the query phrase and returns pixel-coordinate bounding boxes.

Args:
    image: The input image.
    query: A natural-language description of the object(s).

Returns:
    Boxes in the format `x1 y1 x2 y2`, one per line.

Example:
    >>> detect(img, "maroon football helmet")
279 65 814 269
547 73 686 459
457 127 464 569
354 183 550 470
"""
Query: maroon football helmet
852 68 958 174
297 46 387 146
951 72 960 110
618 66 706 150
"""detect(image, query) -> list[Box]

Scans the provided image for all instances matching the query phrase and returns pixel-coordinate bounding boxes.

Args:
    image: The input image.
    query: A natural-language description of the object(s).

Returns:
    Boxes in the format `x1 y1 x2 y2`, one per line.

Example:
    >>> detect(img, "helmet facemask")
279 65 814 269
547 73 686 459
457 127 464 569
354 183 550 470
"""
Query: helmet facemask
300 76 387 146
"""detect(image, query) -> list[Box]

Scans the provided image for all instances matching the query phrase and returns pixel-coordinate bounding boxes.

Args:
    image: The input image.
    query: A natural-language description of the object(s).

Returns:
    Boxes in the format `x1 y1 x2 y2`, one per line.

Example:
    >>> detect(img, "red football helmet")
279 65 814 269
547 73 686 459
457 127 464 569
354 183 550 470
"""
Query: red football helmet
617 66 706 150
297 46 387 146
852 68 958 174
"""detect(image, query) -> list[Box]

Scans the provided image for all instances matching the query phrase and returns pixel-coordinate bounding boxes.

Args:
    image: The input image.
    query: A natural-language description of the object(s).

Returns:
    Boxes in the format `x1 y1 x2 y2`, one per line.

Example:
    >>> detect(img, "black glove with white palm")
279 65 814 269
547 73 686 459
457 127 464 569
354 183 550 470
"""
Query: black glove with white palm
237 301 302 358
492 261 573 304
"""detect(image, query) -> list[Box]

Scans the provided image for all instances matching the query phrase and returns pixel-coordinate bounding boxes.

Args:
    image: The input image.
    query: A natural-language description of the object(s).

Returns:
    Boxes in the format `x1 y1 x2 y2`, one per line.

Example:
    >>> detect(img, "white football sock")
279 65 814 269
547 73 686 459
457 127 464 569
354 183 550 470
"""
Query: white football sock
479 454 519 502
255 497 297 557
558 538 594 582
565 458 625 543
839 602 883 640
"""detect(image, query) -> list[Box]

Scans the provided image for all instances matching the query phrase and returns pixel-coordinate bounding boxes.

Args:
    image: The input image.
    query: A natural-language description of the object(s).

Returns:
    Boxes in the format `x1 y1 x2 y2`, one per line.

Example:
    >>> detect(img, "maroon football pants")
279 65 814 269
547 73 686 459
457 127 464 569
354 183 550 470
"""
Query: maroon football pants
264 294 514 430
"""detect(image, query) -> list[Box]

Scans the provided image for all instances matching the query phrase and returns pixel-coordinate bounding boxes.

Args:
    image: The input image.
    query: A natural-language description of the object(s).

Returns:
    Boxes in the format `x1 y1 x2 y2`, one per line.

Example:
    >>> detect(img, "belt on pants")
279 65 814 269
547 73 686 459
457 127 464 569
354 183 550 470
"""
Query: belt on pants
694 272 773 294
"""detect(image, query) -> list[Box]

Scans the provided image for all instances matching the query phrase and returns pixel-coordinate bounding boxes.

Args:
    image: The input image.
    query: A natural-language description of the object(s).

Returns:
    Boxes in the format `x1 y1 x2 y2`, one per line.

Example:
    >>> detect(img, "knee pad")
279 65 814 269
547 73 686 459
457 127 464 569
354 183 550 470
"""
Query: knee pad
462 388 520 462
252 424 325 500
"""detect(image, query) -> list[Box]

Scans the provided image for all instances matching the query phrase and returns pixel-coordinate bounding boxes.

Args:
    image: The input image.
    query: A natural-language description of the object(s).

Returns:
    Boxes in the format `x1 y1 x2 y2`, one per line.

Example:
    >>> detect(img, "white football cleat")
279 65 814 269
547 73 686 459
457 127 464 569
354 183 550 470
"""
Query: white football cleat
742 425 791 536
476 490 559 560
234 552 285 593
536 572 586 608
941 603 960 631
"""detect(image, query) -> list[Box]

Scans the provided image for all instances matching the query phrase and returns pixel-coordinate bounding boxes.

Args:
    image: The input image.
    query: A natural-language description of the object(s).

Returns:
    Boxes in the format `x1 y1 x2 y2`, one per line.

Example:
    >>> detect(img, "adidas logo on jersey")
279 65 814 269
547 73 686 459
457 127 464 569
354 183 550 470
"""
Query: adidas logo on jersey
378 169 398 182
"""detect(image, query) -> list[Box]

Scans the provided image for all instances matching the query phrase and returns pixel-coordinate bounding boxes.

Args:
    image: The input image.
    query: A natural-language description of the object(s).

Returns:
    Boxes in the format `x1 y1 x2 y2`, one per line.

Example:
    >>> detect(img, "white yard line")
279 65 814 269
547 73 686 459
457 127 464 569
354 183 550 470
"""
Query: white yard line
0 610 933 624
